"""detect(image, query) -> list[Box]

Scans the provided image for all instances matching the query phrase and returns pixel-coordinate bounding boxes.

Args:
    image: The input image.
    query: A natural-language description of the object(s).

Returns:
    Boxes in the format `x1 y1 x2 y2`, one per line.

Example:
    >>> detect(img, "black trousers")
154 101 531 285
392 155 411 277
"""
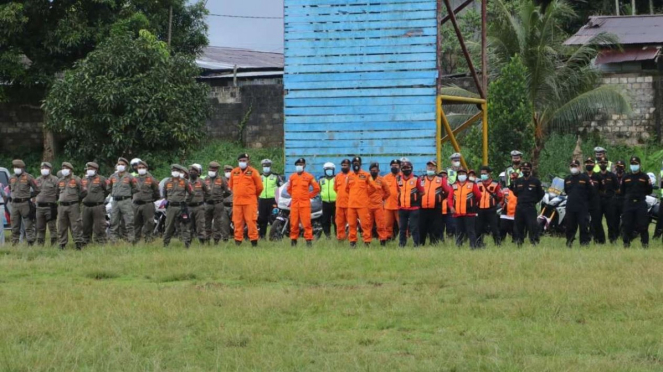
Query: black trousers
611 197 625 243
565 209 590 246
500 218 515 243
622 201 649 247
588 200 605 244
654 200 663 236
258 198 275 238
398 209 420 247
598 197 618 243
514 205 539 246
477 207 501 246
321 201 336 238
455 215 478 248
441 213 456 238
419 208 442 245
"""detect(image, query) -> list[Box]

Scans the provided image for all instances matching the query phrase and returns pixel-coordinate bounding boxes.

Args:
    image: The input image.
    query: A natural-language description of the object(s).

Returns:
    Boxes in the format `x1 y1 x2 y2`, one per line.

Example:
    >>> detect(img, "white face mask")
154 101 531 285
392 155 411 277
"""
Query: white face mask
171 171 181 178
452 161 461 167
469 176 476 182
263 167 271 174
138 168 147 176
117 165 126 173
208 171 217 178
295 165 304 173
225 172 231 179
14 168 22 175
570 167 579 175
41 169 51 176
458 174 468 182
238 161 248 169
61 169 71 177
86 169 96 177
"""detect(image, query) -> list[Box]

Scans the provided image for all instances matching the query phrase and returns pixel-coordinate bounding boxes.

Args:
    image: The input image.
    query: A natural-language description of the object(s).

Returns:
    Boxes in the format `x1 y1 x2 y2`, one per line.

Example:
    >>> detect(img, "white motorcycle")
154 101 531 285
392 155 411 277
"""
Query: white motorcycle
538 177 567 236
269 182 323 241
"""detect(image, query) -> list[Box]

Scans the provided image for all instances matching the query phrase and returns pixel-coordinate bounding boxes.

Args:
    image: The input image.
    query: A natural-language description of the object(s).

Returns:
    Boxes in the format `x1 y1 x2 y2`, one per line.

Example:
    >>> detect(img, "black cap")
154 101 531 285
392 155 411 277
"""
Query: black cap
341 159 350 165
480 165 492 173
457 167 467 174
630 156 641 164
369 162 379 170
390 159 401 166
352 156 362 164
238 153 249 160
468 169 476 175
295 157 306 165
584 157 595 164
616 160 626 166
570 160 580 166
598 158 609 164
521 162 532 169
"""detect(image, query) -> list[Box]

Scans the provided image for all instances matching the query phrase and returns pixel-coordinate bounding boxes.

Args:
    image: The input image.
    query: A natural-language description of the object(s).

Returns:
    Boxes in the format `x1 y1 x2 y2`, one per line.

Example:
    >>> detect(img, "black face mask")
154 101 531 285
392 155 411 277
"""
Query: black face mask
599 165 607 171
513 160 521 166
402 169 412 176
616 167 624 174
390 167 399 175
585 165 594 172
190 174 198 180
522 170 531 177
352 164 360 172
341 167 350 174
370 171 378 179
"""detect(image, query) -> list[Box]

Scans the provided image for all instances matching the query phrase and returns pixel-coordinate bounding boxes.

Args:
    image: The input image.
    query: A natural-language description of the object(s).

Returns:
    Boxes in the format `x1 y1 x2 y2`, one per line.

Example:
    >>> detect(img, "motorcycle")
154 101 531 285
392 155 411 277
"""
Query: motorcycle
269 182 323 241
538 177 567 236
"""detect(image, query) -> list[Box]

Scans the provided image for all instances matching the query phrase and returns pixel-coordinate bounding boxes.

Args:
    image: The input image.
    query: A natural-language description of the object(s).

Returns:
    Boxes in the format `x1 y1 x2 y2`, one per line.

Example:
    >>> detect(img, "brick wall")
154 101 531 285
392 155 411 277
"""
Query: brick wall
205 83 284 148
0 103 43 154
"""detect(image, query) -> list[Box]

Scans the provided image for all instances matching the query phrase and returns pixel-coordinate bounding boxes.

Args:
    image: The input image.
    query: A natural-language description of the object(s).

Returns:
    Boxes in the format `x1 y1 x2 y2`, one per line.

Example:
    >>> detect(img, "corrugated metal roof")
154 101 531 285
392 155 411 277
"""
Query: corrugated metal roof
196 46 284 71
197 71 284 79
596 46 661 64
565 15 663 45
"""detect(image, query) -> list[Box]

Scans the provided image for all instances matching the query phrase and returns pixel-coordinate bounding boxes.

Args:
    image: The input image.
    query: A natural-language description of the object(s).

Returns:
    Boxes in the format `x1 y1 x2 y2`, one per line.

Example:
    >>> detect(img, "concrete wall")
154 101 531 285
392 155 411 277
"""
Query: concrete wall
0 103 43 154
580 72 662 146
205 83 284 148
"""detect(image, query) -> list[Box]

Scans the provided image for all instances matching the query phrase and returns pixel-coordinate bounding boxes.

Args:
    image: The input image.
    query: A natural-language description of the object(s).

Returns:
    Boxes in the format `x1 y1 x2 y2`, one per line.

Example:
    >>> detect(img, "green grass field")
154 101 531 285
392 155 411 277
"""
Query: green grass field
1 237 663 371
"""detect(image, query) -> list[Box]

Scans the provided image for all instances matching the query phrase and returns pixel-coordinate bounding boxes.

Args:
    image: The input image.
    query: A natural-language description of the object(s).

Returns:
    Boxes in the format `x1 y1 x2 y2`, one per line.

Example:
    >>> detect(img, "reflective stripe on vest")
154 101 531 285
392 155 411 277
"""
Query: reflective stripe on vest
320 177 337 202
260 174 278 199
421 176 444 209
593 161 613 173
478 182 498 209
398 176 420 208
447 169 457 184
452 182 476 214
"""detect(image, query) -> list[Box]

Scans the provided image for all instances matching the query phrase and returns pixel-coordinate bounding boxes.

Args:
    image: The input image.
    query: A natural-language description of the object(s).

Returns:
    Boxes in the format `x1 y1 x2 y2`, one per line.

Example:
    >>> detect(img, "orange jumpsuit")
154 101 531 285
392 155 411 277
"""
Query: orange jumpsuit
229 166 263 242
346 170 378 243
287 171 320 241
367 175 391 242
383 172 401 239
334 172 350 240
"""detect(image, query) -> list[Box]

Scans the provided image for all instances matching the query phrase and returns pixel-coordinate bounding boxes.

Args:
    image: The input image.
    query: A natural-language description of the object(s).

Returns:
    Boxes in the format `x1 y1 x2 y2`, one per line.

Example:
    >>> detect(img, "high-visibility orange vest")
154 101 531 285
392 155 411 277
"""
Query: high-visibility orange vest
421 176 445 209
451 182 477 215
502 189 517 217
398 175 420 208
478 181 499 209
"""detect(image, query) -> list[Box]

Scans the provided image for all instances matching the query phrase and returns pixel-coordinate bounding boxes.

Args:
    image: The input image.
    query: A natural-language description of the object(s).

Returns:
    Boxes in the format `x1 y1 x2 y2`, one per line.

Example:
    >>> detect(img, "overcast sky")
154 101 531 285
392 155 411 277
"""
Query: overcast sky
205 0 285 52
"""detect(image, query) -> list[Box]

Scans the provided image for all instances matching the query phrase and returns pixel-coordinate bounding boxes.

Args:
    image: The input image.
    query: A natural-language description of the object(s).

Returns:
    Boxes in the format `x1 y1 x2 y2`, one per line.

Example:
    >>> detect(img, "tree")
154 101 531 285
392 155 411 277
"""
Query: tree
44 30 210 165
488 0 630 167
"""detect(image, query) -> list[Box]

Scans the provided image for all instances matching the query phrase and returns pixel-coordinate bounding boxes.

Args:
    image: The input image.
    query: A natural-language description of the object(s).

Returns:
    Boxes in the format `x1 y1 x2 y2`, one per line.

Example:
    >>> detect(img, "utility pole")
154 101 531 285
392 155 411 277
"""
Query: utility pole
168 6 173 46
650 0 655 15
615 0 619 15
631 0 636 15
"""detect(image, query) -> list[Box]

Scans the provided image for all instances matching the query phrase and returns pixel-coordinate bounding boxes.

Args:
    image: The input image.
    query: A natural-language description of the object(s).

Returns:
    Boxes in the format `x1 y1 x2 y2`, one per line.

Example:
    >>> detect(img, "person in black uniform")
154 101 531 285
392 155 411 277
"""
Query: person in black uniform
611 160 627 243
509 162 544 247
597 158 619 243
621 156 653 248
564 160 594 247
584 157 605 244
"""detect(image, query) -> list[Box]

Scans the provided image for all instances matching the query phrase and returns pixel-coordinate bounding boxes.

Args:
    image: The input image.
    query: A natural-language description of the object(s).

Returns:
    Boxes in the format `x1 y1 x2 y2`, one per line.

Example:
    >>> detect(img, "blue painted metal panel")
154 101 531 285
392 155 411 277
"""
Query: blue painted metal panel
284 0 438 174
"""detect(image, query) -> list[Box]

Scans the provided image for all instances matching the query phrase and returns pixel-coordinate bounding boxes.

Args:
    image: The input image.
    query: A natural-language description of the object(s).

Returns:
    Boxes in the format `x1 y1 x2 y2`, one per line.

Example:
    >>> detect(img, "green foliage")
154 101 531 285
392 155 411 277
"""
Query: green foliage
44 30 210 167
439 8 482 75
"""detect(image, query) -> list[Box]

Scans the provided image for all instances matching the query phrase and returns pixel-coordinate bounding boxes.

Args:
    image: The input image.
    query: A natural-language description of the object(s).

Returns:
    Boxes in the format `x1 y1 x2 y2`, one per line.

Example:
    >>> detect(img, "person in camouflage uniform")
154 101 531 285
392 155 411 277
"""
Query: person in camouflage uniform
8 159 40 246
163 164 193 248
188 165 209 245
81 162 109 245
108 157 137 243
57 162 85 249
133 160 160 243
204 161 231 245
35 162 59 246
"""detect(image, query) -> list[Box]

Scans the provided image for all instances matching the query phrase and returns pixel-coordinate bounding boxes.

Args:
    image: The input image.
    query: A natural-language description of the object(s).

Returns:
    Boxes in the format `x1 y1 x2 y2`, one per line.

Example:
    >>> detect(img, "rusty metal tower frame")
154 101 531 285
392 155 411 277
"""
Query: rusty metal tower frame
436 0 489 169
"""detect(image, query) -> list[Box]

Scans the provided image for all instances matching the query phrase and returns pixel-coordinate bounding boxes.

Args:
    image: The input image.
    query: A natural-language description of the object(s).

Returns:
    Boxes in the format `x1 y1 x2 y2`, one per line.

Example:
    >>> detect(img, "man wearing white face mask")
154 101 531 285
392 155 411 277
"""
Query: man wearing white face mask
8 159 40 246
35 162 59 246
319 162 337 239
229 153 263 246
107 157 137 244
132 160 160 243
81 162 108 245
258 159 283 239
57 162 85 249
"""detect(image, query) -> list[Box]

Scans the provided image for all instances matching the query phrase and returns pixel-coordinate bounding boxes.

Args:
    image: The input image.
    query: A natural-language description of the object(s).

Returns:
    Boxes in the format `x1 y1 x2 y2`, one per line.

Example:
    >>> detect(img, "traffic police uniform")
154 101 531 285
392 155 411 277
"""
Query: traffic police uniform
319 164 337 238
597 162 619 244
258 160 282 239
584 158 605 244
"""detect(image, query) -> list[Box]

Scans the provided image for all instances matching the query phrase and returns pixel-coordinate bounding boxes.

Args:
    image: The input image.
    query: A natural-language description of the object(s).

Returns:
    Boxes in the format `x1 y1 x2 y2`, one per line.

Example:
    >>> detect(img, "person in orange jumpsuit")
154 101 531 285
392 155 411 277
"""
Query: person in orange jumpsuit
367 163 391 246
228 153 263 246
287 158 320 247
334 159 351 241
346 156 378 247
383 159 401 241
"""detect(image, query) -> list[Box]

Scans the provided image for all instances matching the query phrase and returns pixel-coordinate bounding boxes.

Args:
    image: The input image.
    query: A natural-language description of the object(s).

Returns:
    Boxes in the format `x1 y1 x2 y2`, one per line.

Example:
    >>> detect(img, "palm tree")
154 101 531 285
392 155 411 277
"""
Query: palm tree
444 0 630 168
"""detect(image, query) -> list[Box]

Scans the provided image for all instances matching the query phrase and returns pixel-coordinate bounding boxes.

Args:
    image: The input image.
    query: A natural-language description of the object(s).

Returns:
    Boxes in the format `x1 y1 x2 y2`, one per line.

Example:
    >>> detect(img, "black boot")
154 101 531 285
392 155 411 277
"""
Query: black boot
380 240 386 247
234 240 242 246
350 242 356 248
163 242 169 248
75 243 83 250
364 242 371 247
51 238 57 246
199 238 205 245
214 239 220 245
27 240 35 247
653 230 662 240
185 242 191 249
306 240 312 247
291 239 297 247
37 239 45 246
59 244 66 250
251 240 258 247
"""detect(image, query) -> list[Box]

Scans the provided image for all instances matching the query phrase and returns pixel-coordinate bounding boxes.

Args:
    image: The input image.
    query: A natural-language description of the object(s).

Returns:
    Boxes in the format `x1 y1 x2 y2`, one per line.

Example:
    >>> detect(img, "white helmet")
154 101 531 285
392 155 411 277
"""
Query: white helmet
450 153 461 160
323 162 335 169
192 163 203 174
510 150 522 157
594 147 606 153
130 158 141 166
